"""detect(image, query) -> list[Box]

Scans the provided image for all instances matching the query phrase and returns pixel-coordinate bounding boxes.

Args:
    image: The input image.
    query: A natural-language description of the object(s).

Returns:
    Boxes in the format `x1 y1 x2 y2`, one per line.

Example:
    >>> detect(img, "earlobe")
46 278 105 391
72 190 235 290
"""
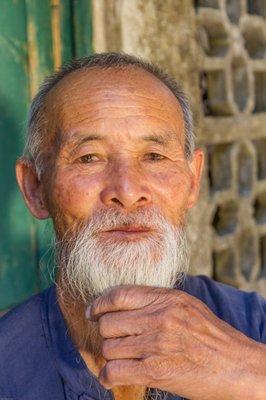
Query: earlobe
187 148 205 209
16 159 50 219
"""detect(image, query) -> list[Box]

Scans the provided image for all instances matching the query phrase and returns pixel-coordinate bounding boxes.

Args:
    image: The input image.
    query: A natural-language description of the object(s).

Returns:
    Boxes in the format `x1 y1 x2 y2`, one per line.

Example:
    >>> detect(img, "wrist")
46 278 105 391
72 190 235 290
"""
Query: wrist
235 342 266 400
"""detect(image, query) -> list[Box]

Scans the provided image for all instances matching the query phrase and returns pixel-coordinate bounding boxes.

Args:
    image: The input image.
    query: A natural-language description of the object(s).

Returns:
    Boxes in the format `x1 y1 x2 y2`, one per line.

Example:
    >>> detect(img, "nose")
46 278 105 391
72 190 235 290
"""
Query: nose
100 161 152 210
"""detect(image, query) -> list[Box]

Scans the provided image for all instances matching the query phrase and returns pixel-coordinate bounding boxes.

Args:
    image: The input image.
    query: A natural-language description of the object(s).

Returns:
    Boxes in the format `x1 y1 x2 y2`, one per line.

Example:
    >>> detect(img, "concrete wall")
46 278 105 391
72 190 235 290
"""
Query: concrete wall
92 0 266 295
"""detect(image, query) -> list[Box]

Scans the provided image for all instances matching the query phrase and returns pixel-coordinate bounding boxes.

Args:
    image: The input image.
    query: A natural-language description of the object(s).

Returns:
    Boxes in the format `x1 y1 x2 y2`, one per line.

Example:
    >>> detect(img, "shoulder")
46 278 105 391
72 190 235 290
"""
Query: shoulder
182 275 266 342
0 286 62 398
0 289 43 323
0 290 44 354
0 287 49 346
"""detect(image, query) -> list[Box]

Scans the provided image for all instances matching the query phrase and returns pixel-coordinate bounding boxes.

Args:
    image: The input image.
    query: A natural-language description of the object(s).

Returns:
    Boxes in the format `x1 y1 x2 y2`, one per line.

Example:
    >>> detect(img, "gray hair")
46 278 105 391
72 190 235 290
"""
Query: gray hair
23 52 195 178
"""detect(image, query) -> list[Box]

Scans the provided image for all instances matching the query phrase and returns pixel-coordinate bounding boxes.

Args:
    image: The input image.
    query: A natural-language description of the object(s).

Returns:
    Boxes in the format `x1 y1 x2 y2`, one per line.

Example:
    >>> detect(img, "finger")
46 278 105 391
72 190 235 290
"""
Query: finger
99 359 147 389
102 333 158 360
87 285 171 321
98 308 159 338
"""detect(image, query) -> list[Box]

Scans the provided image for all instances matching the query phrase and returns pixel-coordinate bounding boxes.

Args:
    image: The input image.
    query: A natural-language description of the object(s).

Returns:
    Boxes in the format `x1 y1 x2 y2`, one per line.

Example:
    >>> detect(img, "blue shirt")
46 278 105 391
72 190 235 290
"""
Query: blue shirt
0 275 266 400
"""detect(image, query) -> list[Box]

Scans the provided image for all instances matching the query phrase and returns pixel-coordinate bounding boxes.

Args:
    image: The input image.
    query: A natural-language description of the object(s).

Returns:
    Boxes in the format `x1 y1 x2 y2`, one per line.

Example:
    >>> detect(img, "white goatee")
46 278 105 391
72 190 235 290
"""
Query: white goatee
56 206 189 304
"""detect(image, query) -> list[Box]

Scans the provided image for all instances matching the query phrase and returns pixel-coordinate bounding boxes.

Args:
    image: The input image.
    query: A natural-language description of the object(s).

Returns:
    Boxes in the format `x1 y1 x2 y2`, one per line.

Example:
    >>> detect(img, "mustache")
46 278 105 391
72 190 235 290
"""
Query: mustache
63 206 171 239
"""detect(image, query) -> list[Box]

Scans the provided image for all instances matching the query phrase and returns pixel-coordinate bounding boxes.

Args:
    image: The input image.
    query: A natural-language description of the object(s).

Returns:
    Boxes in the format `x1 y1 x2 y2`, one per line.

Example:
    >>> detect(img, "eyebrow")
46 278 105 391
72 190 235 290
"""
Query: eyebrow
73 134 103 145
142 133 172 145
62 134 103 154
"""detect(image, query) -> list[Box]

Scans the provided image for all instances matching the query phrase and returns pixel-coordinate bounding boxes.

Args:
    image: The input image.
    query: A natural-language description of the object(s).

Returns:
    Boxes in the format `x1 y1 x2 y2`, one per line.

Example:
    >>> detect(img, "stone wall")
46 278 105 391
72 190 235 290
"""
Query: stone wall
92 0 266 295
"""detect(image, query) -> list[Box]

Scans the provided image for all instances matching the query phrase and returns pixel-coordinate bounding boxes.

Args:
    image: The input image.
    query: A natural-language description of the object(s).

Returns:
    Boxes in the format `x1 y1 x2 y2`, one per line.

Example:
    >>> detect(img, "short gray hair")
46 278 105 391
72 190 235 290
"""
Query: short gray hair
23 52 195 178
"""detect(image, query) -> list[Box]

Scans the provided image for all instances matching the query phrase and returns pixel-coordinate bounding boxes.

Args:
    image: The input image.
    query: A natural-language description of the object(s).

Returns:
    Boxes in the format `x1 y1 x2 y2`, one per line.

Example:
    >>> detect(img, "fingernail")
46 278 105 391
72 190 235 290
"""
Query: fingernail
85 305 92 319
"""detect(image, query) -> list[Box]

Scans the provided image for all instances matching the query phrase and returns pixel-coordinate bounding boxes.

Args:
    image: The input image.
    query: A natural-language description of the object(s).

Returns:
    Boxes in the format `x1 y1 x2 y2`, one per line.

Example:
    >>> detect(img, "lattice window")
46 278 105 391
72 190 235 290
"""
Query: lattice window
195 0 266 293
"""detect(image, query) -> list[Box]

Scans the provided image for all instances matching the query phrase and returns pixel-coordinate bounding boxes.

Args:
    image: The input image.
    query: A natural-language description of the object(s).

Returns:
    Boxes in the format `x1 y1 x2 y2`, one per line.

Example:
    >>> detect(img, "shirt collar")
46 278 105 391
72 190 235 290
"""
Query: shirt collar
40 283 113 399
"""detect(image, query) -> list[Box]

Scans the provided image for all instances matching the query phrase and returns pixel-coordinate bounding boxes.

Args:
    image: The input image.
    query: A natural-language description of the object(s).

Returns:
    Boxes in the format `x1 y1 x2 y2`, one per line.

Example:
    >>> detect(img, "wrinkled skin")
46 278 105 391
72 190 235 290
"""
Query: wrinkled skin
87 285 266 400
16 67 203 232
16 67 266 400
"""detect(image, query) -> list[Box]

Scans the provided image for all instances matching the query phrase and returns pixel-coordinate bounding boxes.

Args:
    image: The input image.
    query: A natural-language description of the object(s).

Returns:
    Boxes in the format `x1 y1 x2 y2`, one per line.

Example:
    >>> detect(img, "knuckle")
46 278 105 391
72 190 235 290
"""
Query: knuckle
89 302 98 319
176 293 195 314
109 286 137 308
177 291 190 302
179 294 208 318
143 356 172 382
153 332 164 354
142 357 159 384
104 360 119 383
179 302 192 319
159 308 176 330
103 362 113 383
109 288 124 307
102 340 112 359
179 292 200 309
98 315 109 337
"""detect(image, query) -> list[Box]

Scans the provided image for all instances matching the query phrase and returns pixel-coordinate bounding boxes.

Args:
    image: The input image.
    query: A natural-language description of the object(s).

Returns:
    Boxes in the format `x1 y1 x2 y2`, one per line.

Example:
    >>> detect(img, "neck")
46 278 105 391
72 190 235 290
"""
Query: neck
55 272 148 400
56 271 104 373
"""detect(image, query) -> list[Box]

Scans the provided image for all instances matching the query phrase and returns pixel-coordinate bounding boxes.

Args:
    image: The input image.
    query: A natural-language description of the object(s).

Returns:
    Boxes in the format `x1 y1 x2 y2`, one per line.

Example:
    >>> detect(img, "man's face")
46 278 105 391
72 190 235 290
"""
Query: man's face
43 67 200 236
17 66 203 301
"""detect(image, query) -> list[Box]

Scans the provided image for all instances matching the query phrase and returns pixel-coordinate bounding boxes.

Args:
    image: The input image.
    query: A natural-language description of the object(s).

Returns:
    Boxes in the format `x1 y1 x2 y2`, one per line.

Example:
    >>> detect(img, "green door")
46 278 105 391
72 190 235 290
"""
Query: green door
0 0 92 313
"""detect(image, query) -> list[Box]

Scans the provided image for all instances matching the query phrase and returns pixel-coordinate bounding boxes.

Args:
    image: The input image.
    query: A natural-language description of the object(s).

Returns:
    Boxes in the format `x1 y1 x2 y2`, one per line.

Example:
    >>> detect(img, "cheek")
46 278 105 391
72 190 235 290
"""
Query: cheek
49 171 102 221
150 168 192 219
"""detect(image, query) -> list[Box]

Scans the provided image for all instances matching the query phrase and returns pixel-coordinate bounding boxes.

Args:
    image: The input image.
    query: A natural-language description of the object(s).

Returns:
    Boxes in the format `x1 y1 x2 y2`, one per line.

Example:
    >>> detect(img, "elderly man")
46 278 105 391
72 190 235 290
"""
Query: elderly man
0 52 265 400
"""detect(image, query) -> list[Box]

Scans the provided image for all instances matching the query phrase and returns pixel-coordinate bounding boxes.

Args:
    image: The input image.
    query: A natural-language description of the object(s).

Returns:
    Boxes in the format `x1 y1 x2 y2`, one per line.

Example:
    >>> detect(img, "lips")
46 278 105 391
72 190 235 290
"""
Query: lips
106 226 151 233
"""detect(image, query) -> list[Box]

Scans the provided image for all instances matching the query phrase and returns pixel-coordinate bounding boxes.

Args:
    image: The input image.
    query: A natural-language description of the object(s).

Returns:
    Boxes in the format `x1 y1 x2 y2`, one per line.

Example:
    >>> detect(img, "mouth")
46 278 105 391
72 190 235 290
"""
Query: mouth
107 225 150 232
102 225 152 237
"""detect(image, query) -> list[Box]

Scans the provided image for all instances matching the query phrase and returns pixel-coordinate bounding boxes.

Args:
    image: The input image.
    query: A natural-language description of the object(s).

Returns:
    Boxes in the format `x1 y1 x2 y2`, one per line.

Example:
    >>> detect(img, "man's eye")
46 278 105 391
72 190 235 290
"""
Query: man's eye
146 153 165 161
79 154 98 163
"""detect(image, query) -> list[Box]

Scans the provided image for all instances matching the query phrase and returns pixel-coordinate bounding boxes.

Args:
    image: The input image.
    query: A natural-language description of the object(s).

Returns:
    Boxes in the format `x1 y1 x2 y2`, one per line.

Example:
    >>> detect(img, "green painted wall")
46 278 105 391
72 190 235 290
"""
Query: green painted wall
0 0 92 311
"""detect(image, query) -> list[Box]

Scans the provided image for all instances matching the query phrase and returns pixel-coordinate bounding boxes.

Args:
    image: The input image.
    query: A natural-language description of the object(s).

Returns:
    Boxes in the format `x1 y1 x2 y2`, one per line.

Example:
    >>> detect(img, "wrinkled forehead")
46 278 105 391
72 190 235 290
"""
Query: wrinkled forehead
43 67 185 143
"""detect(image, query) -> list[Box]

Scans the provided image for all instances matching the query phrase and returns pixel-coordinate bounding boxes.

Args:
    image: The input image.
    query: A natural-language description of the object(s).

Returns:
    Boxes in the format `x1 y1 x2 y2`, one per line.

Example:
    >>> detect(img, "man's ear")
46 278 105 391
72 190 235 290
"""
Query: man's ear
16 159 50 219
187 148 205 209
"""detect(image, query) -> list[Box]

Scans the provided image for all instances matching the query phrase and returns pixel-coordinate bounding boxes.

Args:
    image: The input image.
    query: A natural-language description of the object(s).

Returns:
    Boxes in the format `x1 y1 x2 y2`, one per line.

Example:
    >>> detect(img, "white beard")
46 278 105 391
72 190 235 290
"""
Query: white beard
56 207 189 304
